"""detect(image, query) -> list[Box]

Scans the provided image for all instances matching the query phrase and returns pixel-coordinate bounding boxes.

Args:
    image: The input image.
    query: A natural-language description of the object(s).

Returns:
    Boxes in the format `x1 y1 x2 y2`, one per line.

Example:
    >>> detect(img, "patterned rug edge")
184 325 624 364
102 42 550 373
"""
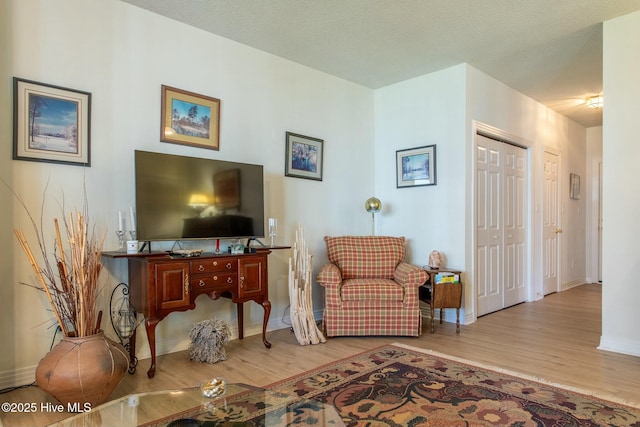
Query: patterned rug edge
391 342 640 409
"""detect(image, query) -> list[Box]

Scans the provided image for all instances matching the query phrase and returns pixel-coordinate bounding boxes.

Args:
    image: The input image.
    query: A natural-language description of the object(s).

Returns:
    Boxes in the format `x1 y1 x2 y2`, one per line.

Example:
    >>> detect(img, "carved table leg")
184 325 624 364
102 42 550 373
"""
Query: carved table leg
430 305 435 334
261 300 272 348
237 303 244 340
128 328 137 374
145 318 159 379
456 307 460 334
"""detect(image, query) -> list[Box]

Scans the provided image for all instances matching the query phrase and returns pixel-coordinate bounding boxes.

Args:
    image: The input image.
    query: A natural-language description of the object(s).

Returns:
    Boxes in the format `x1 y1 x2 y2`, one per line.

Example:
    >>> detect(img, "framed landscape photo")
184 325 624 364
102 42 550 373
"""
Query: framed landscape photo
161 85 220 150
13 77 91 166
285 132 324 181
396 145 436 188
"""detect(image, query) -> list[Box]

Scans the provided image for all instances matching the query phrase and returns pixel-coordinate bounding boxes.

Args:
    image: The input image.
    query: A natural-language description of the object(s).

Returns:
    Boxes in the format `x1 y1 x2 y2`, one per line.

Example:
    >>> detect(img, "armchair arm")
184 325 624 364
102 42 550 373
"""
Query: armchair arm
394 262 428 287
317 263 342 287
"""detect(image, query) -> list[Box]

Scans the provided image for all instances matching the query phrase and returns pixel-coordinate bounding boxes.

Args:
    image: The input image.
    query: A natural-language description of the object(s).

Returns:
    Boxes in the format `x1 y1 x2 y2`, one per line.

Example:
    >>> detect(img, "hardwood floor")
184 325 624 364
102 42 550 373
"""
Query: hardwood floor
2 283 639 426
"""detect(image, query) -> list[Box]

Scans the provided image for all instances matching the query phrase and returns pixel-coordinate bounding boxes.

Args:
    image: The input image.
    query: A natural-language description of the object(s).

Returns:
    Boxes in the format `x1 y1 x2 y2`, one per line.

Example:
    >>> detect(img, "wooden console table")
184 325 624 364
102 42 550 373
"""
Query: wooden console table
104 249 272 378
420 268 463 334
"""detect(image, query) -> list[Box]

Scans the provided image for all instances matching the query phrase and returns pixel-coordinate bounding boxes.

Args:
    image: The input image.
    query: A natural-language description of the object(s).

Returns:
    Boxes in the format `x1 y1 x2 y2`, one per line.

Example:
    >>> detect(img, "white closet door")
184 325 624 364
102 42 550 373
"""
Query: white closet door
503 143 527 307
476 135 503 316
476 134 528 316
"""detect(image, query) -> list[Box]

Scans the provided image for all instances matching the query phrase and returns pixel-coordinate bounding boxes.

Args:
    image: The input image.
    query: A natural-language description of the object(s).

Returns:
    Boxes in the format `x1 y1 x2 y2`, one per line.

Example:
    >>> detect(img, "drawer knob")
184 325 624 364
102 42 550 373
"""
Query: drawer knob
213 261 218 266
198 265 205 272
227 277 233 284
213 275 218 281
226 262 232 270
198 280 206 287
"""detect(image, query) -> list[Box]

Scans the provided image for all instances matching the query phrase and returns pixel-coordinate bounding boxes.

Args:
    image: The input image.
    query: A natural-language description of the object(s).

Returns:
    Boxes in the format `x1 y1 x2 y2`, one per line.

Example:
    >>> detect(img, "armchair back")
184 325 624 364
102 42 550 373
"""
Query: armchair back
324 236 406 279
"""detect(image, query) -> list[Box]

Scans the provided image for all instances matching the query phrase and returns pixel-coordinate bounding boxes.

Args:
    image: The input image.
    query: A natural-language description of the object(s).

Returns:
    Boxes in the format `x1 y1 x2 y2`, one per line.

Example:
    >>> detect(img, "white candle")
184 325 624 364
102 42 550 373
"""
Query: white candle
118 211 124 232
129 206 136 231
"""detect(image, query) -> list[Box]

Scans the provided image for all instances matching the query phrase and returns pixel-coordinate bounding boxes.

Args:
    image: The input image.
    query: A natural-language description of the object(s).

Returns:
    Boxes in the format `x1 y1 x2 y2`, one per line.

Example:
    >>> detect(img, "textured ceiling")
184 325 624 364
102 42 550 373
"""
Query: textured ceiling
121 0 640 128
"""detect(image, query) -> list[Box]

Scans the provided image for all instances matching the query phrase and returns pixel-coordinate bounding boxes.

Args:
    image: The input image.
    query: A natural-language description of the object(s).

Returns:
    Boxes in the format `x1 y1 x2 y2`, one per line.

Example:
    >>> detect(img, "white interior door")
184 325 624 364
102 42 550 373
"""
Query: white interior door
476 133 528 316
598 162 603 283
543 149 560 295
476 135 503 316
503 143 527 307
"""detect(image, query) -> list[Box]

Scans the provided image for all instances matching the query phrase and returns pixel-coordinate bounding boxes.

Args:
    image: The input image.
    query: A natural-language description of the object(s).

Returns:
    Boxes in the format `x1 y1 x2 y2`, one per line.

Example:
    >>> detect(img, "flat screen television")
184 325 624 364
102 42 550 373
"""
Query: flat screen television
134 150 265 242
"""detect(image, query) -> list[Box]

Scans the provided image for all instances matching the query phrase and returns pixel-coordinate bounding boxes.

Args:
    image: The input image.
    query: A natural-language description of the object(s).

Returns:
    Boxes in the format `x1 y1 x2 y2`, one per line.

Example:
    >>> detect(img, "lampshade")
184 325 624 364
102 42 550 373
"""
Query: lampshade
365 197 382 213
586 95 603 109
188 193 210 207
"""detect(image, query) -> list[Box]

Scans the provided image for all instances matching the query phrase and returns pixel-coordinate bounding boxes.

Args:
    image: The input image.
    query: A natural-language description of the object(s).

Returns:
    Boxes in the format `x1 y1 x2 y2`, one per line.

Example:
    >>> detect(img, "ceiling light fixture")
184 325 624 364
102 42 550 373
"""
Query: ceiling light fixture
586 95 603 109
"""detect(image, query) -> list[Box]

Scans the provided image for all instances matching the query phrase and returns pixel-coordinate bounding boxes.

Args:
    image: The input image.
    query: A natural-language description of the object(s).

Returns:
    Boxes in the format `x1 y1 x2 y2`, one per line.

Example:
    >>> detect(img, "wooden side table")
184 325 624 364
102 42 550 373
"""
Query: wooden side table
420 268 463 334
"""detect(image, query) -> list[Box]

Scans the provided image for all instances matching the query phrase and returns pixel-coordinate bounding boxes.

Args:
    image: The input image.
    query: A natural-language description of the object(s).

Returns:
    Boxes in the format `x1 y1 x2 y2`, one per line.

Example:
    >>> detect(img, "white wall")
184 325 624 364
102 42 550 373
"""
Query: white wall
600 10 640 356
375 63 588 324
2 0 374 387
585 126 603 284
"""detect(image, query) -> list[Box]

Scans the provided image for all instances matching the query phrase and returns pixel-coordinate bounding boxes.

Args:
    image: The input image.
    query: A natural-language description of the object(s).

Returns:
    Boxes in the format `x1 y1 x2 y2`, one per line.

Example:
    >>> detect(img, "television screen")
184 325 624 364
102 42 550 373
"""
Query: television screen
134 150 265 241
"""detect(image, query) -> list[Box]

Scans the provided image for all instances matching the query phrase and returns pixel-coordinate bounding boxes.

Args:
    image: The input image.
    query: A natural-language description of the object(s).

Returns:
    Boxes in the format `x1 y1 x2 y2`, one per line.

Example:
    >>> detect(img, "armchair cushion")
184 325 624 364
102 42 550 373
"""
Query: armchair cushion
324 235 406 279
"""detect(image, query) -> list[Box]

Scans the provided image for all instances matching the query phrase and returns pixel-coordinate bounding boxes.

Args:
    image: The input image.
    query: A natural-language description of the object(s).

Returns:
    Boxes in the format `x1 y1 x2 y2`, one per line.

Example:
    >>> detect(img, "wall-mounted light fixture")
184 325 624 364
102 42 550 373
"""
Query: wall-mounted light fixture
586 95 603 109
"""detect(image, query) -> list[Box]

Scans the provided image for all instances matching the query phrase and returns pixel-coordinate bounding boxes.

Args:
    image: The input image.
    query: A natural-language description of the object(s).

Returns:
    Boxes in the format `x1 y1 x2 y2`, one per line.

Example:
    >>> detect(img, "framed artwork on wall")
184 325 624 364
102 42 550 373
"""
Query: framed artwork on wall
13 77 91 166
396 145 436 188
160 85 221 150
285 132 324 181
570 173 580 199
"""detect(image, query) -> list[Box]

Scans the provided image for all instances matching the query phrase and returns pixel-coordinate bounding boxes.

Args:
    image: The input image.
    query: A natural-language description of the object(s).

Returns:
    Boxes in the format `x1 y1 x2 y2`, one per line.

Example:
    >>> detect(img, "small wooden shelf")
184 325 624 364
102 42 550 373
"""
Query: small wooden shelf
420 268 463 334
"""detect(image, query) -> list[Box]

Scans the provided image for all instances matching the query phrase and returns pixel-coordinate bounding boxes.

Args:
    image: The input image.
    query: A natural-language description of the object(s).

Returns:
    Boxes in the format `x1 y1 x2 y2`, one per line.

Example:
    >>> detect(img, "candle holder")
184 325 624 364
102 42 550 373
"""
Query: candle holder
116 230 126 252
129 230 137 241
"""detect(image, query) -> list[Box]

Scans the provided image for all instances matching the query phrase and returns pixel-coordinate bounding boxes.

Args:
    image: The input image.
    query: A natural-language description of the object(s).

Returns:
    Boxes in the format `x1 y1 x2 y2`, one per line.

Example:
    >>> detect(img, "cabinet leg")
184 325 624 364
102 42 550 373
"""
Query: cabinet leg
456 308 460 334
145 318 159 379
261 300 272 349
127 329 137 374
237 303 244 340
440 308 444 324
430 306 435 334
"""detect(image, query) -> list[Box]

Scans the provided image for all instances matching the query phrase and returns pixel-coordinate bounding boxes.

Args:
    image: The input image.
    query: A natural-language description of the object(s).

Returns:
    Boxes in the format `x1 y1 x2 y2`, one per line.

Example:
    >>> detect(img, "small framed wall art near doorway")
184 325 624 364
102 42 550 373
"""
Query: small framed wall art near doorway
570 173 580 200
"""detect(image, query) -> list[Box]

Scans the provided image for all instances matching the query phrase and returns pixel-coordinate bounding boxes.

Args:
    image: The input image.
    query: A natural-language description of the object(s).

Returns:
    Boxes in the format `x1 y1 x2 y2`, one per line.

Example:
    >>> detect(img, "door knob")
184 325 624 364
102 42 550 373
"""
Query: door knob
555 228 563 234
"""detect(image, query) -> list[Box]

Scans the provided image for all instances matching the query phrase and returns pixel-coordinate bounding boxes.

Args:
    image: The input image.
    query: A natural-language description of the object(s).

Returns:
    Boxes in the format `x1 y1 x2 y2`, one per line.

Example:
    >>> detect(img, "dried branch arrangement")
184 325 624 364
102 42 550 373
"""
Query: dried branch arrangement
12 189 106 337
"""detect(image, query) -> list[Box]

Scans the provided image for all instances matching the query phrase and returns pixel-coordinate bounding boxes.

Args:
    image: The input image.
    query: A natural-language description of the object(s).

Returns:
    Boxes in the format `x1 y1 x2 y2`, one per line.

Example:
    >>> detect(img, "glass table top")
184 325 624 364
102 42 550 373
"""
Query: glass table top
48 382 344 427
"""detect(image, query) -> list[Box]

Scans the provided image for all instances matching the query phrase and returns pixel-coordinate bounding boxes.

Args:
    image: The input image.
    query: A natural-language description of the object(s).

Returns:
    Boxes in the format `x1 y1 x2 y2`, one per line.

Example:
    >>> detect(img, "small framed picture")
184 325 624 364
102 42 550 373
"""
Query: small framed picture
285 132 324 181
396 145 436 188
570 173 580 200
13 77 91 166
161 85 220 150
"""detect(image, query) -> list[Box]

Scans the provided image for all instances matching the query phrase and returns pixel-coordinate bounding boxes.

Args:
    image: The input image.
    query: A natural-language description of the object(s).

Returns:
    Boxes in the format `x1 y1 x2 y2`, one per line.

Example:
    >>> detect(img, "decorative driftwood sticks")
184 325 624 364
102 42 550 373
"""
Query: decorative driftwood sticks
288 224 326 345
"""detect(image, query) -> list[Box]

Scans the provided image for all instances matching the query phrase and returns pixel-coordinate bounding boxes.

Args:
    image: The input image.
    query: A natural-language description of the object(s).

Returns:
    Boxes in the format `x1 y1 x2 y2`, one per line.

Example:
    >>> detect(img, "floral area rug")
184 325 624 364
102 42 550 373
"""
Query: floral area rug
252 343 640 427
159 344 640 426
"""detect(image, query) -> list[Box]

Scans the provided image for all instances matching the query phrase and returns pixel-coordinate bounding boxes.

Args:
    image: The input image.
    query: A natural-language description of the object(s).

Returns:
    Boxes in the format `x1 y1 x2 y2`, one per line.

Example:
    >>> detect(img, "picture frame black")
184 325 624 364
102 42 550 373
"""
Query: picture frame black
285 132 324 181
396 145 437 188
13 77 91 166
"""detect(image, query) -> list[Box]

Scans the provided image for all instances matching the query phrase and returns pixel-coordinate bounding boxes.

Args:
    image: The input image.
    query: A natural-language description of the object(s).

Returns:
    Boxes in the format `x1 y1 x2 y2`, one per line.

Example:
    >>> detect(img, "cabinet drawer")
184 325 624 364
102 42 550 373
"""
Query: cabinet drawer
190 258 237 273
191 272 237 290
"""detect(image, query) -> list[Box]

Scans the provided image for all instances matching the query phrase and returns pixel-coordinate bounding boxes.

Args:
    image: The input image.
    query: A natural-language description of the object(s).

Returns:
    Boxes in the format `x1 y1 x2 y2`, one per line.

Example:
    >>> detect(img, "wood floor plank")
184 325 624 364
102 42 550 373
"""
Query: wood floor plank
2 283 639 426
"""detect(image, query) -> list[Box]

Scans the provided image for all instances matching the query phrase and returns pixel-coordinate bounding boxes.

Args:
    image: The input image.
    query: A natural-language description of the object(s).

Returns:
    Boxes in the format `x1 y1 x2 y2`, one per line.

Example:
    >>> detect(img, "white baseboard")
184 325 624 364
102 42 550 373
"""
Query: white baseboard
0 365 36 390
598 335 640 357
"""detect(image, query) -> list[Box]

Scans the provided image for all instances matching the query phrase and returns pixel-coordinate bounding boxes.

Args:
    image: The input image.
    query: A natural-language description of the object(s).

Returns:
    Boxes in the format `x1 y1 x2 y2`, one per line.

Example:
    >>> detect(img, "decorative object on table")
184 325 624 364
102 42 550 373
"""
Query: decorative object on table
428 249 443 269
288 224 326 345
284 132 324 181
109 282 139 374
12 191 128 406
160 84 221 150
229 241 244 254
569 173 580 200
13 77 91 167
201 377 227 399
364 196 382 236
188 319 231 364
268 217 278 247
396 144 436 188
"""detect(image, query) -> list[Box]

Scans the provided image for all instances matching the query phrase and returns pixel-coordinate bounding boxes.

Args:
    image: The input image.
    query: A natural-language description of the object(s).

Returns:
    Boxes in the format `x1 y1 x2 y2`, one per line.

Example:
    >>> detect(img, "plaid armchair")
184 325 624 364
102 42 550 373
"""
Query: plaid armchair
317 236 428 337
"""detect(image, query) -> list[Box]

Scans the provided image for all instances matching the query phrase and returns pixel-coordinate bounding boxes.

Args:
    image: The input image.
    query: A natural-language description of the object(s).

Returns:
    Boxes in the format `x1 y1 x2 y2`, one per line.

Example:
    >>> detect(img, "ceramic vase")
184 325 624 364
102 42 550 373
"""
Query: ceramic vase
35 331 128 408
